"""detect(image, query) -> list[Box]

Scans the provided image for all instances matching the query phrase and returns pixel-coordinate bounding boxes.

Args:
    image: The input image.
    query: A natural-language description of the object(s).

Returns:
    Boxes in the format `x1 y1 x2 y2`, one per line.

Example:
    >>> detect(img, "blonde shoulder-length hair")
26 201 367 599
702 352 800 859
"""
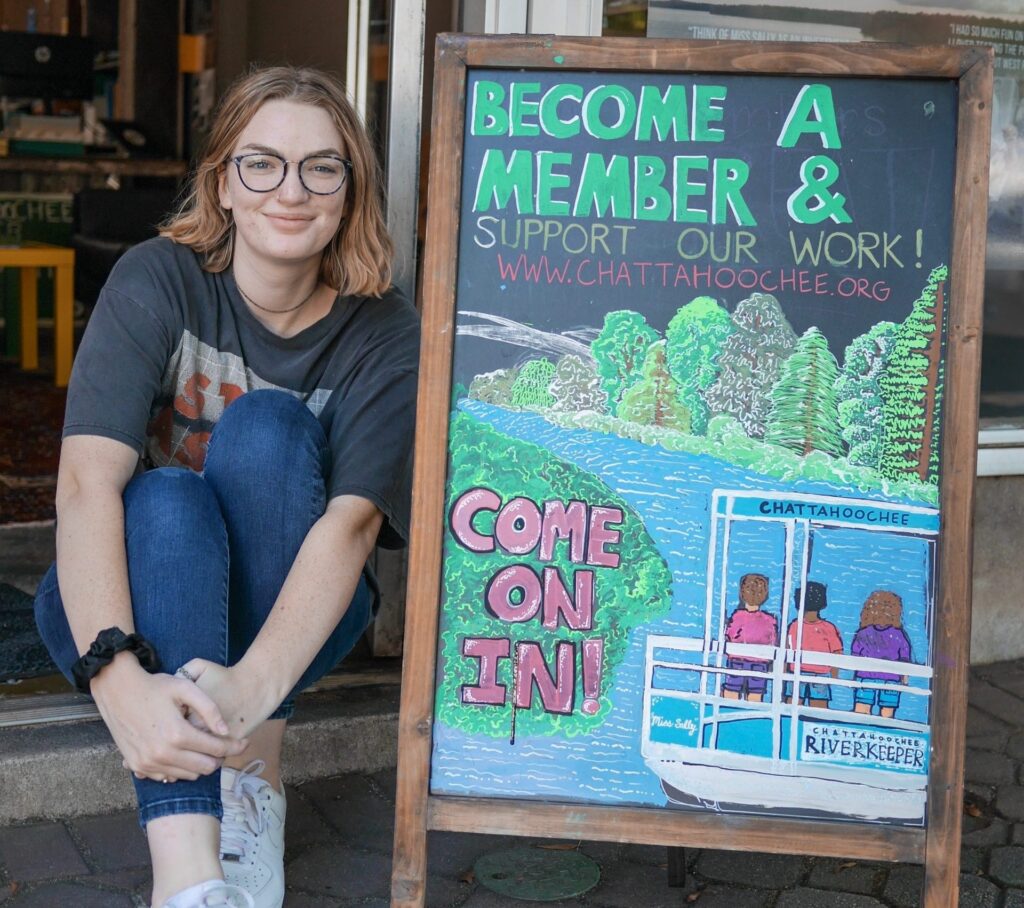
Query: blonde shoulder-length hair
161 65 392 297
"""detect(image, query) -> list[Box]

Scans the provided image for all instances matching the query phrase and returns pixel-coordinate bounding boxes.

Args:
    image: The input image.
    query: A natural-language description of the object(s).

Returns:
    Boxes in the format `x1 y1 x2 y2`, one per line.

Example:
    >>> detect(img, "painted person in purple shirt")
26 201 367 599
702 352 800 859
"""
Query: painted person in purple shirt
852 590 912 719
722 573 777 703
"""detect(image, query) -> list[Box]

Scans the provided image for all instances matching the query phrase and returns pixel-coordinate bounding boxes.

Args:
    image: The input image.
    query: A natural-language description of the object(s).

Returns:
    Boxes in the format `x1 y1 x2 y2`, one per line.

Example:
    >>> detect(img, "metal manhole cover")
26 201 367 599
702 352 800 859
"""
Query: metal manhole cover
474 846 601 901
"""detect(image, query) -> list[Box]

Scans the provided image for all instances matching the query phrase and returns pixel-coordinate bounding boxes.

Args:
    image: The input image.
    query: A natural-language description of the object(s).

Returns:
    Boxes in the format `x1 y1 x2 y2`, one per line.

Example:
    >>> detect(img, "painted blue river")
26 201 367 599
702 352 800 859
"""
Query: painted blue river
431 400 936 807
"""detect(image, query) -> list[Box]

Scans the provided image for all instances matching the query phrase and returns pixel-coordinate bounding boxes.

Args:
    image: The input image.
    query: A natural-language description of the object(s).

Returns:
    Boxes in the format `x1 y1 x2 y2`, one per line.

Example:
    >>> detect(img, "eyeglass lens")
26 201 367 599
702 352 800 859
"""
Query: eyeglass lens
235 154 349 194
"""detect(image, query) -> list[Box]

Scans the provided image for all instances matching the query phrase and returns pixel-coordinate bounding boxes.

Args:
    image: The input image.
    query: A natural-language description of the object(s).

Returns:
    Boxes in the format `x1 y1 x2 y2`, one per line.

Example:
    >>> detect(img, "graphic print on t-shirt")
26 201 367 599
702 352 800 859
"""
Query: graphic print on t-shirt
145 330 330 471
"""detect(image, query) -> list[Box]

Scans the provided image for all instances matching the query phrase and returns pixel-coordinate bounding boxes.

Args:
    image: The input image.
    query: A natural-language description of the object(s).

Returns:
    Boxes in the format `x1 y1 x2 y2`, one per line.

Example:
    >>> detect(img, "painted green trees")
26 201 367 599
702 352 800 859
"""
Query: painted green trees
549 354 608 413
836 322 898 470
765 327 843 457
704 292 797 438
469 367 519 405
458 265 949 494
618 340 691 431
591 310 659 415
509 358 556 409
879 265 947 483
664 295 733 435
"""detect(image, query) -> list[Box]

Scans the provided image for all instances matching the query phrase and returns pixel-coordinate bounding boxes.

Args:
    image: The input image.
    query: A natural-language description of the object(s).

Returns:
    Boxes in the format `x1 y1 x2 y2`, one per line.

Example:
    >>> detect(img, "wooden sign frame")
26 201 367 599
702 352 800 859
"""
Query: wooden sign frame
392 35 992 908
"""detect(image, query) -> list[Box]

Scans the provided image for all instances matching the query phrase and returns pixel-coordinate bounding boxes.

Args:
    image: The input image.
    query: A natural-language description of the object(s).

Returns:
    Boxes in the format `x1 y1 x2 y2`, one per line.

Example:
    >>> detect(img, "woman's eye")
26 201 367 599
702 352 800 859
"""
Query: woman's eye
244 157 278 171
308 161 341 175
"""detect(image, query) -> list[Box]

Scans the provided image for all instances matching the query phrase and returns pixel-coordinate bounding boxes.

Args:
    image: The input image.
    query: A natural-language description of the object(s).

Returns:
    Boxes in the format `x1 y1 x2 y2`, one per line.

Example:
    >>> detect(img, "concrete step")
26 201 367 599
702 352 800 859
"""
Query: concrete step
0 680 400 823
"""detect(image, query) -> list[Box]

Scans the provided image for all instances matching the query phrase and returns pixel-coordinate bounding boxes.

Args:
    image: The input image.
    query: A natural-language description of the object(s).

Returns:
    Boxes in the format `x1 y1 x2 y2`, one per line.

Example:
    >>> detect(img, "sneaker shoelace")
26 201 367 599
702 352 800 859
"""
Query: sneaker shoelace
220 759 270 865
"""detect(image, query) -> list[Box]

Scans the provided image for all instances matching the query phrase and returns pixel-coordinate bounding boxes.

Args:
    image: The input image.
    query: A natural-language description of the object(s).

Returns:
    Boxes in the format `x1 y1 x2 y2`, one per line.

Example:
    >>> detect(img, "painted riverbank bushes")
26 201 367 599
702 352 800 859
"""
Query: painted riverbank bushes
465 264 947 505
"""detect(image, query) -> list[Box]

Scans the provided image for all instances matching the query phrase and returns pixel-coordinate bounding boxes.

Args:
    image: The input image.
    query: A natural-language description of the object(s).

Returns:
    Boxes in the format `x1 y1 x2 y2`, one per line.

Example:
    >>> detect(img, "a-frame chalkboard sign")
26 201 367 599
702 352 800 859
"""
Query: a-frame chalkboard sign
393 35 992 907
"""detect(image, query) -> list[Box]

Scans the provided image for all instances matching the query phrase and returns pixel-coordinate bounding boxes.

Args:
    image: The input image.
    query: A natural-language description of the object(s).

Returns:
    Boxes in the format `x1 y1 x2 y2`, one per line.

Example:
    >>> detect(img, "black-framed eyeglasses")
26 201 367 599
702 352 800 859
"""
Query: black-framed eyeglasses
229 153 352 195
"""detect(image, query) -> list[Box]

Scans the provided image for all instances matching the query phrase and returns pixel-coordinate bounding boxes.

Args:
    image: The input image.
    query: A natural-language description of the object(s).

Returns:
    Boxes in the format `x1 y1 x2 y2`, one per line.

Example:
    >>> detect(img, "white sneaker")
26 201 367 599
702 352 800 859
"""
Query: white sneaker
219 760 286 908
162 879 254 907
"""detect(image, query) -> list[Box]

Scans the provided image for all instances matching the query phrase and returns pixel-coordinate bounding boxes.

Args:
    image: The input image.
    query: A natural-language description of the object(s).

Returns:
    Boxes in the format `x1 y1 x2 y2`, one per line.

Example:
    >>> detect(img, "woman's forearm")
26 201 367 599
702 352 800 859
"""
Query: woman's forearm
55 480 136 657
233 495 383 711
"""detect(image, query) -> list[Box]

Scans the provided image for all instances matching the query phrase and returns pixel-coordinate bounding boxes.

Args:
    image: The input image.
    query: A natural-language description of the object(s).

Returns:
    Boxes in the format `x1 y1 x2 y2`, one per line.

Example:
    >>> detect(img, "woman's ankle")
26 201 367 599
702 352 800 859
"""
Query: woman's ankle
223 718 286 790
147 813 223 906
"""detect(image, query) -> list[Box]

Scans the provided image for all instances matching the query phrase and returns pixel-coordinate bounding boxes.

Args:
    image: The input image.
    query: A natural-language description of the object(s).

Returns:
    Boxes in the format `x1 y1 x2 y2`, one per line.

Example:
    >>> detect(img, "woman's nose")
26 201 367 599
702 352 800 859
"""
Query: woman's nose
277 164 309 201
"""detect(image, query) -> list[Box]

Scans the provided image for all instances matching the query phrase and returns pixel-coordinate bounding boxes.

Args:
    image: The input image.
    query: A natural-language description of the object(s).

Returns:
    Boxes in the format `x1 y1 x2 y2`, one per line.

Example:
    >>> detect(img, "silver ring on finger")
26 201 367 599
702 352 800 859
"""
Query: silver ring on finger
162 777 170 783
175 667 197 683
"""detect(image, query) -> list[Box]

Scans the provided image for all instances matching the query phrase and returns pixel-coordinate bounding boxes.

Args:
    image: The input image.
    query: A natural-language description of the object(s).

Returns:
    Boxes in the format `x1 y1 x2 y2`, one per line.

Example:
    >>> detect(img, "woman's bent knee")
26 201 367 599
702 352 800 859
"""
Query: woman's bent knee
122 469 228 597
33 564 79 681
203 389 329 485
123 468 224 545
124 466 216 516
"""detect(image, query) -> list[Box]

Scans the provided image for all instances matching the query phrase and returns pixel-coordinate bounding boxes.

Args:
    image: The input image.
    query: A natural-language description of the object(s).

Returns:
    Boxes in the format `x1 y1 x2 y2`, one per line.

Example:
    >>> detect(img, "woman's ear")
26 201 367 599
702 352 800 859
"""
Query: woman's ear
217 164 232 211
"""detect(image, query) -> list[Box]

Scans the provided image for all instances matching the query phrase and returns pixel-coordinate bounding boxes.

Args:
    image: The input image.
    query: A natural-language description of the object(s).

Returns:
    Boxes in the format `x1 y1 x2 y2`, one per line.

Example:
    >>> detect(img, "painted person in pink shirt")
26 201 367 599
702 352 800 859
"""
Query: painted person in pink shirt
722 573 777 702
783 581 843 710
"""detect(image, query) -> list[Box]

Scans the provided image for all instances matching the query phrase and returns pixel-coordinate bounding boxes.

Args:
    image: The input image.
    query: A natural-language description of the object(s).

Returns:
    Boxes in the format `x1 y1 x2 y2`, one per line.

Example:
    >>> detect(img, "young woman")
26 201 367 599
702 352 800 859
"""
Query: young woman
34 66 419 908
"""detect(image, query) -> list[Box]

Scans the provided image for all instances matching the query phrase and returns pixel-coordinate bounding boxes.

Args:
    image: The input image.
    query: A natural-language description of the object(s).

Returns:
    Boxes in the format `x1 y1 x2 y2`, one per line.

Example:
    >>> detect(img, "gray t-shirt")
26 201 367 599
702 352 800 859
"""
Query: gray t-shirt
64 237 419 549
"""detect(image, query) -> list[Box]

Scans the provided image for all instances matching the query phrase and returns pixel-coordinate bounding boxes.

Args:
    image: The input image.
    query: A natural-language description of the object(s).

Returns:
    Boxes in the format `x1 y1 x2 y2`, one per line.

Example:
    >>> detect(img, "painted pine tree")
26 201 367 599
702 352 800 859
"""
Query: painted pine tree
509 359 556 409
548 353 608 413
927 293 951 483
930 354 945 483
879 265 948 484
591 310 659 415
665 295 733 435
765 327 843 457
836 321 898 469
618 340 692 432
704 292 797 438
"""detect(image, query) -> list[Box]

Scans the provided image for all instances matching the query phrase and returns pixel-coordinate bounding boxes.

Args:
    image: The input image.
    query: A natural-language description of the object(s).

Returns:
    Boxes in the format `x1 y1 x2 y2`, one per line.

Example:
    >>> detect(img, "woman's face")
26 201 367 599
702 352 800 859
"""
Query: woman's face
219 99 348 271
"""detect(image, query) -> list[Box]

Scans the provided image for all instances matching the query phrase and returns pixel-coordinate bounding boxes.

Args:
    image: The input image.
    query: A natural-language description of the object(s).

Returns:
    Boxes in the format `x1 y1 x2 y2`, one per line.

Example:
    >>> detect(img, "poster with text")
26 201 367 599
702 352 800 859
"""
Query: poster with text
649 0 1022 270
430 70 955 826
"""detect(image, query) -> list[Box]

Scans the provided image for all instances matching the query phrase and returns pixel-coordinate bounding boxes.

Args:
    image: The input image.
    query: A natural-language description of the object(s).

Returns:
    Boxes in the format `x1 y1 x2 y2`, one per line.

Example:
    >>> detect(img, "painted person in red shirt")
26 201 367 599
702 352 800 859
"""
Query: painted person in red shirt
722 573 777 702
783 581 843 710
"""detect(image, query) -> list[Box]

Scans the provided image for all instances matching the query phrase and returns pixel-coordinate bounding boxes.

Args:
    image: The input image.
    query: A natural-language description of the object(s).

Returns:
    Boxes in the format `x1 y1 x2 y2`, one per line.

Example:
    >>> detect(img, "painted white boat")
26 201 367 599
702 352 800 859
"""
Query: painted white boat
640 490 938 825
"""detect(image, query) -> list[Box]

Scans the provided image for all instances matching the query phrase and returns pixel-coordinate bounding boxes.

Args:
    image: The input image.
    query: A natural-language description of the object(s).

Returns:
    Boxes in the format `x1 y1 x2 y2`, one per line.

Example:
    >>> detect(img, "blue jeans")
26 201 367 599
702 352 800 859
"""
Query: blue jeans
35 390 376 826
783 680 833 703
854 678 902 710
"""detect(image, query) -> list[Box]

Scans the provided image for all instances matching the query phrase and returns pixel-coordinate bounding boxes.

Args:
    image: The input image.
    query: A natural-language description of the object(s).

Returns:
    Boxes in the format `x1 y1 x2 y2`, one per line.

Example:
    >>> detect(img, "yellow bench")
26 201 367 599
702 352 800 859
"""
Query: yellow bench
0 243 75 387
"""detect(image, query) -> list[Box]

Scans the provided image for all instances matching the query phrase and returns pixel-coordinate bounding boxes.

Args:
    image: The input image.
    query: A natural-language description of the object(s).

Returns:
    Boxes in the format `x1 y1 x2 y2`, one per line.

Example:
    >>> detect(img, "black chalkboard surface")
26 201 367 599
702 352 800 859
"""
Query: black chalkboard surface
393 37 992 908
457 73 953 382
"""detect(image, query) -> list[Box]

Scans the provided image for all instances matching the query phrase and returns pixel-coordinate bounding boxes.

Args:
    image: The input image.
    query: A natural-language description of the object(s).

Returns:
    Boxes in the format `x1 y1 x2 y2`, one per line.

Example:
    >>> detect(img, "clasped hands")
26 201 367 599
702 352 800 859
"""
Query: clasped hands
92 653 274 784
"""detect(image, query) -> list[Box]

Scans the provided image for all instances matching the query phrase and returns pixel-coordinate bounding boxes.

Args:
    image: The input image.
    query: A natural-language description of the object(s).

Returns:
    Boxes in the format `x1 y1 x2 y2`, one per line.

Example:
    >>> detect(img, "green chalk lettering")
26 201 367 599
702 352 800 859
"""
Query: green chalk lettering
691 84 727 142
777 84 842 149
474 148 534 213
536 151 572 216
673 156 710 224
634 155 672 221
510 82 541 136
583 85 637 140
635 84 689 141
472 80 509 136
538 83 584 138
787 154 851 224
712 157 755 226
573 153 631 218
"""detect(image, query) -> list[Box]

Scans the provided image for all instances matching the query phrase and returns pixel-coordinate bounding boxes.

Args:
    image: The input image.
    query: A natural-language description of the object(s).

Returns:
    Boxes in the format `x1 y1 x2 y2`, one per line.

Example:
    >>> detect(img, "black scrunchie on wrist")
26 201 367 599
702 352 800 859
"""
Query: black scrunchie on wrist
71 627 162 694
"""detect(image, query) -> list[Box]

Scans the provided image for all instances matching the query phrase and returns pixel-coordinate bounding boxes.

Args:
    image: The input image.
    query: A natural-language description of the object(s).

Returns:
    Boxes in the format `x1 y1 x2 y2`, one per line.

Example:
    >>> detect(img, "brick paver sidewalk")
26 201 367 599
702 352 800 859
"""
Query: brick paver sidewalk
2 661 1024 907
